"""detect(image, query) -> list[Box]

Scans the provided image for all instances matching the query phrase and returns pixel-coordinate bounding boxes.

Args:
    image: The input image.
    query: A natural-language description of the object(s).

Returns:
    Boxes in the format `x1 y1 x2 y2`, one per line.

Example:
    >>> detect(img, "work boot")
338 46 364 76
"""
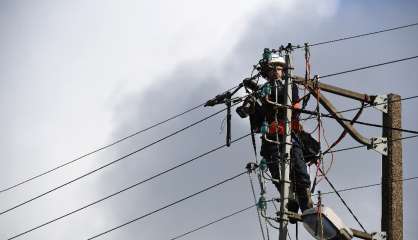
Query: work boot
297 188 313 212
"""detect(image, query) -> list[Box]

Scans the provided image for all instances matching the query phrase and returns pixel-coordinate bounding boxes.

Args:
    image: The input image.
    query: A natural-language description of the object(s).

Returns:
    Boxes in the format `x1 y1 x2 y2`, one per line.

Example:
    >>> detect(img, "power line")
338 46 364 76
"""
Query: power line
247 173 268 240
0 104 203 194
6 134 250 239
4 21 418 237
317 168 367 232
301 95 418 121
293 22 418 48
168 176 418 240
320 55 418 79
11 133 415 239
4 22 418 195
279 95 418 135
274 134 418 165
319 176 418 196
0 84 240 195
168 204 255 240
328 134 418 154
85 171 248 240
336 95 418 116
0 107 231 216
299 107 418 135
4 21 418 195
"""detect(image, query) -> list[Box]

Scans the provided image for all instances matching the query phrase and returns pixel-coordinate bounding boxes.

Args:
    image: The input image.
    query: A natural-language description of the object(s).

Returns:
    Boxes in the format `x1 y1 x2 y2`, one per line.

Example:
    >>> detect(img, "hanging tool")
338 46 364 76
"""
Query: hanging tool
204 74 260 147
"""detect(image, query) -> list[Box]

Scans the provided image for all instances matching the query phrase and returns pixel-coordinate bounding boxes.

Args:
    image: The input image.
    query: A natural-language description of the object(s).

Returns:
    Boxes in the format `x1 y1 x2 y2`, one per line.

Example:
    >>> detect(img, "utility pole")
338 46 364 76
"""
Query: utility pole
292 75 403 239
382 94 403 240
279 50 292 240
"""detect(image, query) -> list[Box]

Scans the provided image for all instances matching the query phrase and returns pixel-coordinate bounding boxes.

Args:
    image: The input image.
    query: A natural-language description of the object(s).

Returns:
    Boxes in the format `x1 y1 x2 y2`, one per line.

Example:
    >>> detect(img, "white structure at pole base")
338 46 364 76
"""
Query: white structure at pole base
302 206 353 240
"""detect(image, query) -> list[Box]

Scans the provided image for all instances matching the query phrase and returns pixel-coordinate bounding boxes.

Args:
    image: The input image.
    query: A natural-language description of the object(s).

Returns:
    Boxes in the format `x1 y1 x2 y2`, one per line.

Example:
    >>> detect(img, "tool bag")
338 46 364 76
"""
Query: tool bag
298 130 320 164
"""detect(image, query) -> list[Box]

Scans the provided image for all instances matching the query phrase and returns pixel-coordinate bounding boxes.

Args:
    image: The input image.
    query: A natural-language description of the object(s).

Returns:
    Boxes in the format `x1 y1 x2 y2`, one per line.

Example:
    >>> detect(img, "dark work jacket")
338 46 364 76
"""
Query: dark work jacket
250 79 300 137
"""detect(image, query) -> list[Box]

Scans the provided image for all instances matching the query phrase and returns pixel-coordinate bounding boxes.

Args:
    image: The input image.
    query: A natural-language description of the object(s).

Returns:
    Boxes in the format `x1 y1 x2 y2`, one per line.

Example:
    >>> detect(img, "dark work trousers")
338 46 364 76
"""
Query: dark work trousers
260 133 311 210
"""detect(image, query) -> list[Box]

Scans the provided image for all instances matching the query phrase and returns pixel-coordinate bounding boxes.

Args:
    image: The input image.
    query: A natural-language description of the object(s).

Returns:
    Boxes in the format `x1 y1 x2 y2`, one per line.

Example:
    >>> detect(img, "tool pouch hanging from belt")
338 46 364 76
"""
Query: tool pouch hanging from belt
298 130 320 163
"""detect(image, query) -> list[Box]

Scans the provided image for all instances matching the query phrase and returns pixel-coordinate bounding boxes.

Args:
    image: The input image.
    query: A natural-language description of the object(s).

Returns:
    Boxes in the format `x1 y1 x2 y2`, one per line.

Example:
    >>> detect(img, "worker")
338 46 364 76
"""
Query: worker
250 49 313 213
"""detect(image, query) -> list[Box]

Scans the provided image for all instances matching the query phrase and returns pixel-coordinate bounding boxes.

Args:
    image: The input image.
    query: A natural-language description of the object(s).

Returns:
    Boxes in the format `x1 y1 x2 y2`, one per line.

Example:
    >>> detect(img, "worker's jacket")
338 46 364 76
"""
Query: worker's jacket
250 80 301 139
249 79 320 163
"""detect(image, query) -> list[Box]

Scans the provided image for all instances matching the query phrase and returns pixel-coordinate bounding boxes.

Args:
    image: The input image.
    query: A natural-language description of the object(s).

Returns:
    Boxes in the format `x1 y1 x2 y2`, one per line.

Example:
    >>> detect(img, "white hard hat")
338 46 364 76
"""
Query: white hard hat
268 52 286 66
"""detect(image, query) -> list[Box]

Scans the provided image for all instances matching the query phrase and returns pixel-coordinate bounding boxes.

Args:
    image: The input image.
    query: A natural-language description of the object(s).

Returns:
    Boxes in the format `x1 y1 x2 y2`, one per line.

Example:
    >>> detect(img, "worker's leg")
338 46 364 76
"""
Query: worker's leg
291 139 313 212
261 144 281 192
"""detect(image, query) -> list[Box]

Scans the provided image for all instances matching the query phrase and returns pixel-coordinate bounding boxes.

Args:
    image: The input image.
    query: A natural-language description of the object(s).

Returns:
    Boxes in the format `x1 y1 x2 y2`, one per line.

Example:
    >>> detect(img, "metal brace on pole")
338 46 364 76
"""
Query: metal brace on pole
372 232 387 240
292 76 392 156
368 137 388 156
372 95 388 114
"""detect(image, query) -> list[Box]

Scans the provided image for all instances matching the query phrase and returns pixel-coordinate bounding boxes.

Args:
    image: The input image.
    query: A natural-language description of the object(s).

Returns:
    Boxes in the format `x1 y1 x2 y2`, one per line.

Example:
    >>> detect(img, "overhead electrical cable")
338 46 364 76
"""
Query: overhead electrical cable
0 104 199 194
298 108 418 135
319 176 418 196
270 100 418 135
85 171 248 240
4 21 418 195
294 22 418 48
265 134 418 166
247 172 268 240
7 136 417 238
6 134 250 239
317 168 367 232
330 95 418 115
320 55 418 79
5 21 418 237
0 85 240 195
300 95 418 122
328 134 418 154
0 106 238 216
168 204 255 240
168 176 418 240
3 43 417 196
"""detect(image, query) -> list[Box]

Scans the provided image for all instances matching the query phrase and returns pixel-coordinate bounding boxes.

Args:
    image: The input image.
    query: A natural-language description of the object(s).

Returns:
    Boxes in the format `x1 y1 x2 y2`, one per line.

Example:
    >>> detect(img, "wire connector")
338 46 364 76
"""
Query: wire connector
368 137 388 156
259 158 268 171
257 196 267 210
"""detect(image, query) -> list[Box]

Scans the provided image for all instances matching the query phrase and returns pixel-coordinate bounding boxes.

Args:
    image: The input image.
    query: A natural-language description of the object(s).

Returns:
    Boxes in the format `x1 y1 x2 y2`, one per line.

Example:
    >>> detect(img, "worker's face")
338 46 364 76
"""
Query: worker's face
268 64 284 80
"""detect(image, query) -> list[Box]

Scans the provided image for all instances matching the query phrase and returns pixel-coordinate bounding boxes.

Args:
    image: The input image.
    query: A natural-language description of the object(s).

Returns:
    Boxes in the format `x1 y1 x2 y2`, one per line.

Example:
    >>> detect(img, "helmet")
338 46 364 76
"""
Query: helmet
259 48 286 78
262 48 286 66
266 52 286 66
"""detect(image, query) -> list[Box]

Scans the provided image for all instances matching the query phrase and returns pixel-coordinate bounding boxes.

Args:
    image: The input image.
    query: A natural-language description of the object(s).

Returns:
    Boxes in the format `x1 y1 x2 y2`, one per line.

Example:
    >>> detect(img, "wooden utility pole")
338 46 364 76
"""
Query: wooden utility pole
382 94 403 240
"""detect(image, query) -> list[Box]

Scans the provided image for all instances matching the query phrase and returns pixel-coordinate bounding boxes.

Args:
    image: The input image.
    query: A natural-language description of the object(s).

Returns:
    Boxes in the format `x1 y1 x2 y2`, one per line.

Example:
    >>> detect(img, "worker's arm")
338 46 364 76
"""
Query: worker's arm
292 83 301 119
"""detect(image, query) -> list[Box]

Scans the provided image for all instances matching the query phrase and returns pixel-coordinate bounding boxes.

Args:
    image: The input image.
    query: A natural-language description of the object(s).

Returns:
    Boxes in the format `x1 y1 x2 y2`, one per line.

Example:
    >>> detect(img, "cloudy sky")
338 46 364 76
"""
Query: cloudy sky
1 0 417 239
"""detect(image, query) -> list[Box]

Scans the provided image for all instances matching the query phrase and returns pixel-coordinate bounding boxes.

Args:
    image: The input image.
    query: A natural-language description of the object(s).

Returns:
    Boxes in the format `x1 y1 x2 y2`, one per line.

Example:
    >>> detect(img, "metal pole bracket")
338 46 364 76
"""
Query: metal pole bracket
368 137 388 156
372 95 388 113
371 231 387 240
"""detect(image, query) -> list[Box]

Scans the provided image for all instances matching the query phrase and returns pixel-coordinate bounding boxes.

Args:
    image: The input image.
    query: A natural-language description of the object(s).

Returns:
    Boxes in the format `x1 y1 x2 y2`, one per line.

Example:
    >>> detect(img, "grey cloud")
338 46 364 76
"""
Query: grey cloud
2 1 417 239
98 1 418 240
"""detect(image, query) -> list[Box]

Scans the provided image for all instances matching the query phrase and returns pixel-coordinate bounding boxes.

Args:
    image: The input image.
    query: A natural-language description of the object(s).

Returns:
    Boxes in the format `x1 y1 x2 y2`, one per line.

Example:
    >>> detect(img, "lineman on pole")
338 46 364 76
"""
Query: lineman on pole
247 49 314 214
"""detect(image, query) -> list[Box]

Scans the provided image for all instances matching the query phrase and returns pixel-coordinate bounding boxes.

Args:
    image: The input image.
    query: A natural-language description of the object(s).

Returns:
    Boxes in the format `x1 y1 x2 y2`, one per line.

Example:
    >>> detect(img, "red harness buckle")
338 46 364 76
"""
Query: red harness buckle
268 120 301 135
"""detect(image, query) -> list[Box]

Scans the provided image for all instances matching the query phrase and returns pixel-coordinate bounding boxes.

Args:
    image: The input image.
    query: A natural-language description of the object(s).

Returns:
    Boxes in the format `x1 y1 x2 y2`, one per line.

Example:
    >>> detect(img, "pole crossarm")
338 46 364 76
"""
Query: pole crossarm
293 76 375 103
293 76 372 147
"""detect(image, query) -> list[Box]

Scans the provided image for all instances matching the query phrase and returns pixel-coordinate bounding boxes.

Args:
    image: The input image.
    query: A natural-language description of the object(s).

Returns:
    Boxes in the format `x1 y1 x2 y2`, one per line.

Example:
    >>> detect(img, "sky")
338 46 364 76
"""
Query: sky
0 0 417 239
